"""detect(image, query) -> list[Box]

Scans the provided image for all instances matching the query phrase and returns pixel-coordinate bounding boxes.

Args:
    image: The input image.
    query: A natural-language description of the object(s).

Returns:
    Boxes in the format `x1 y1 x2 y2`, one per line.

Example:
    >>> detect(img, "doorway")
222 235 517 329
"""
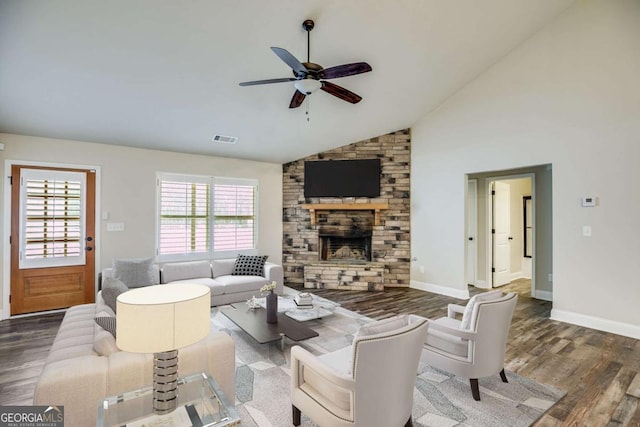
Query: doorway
466 165 552 301
8 164 97 315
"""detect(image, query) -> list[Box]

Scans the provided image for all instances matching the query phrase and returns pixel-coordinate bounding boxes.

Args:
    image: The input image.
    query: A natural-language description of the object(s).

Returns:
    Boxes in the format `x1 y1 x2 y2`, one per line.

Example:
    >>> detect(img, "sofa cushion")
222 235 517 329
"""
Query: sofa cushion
112 257 158 288
168 277 225 296
212 259 236 277
214 275 269 294
161 260 212 283
101 278 129 313
232 254 268 276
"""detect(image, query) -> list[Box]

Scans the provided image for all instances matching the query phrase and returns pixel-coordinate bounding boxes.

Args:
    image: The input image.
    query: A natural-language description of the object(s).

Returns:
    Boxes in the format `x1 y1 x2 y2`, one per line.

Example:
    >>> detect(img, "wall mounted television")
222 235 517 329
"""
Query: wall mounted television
304 159 381 198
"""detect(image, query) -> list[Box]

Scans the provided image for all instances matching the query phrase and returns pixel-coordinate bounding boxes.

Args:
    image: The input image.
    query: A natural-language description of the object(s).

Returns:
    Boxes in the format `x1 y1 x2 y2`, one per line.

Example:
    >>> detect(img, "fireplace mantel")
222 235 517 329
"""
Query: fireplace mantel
302 202 389 226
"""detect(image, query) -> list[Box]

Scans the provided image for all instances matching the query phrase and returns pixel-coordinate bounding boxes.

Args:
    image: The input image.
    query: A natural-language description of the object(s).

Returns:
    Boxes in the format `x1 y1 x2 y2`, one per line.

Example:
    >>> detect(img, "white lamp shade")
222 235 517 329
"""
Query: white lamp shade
294 79 322 95
116 284 210 353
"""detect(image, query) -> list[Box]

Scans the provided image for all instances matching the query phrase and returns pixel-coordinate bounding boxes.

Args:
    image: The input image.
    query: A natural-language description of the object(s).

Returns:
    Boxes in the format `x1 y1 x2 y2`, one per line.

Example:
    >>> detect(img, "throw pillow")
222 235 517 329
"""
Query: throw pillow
232 255 268 276
460 290 503 330
354 315 408 340
112 257 157 288
94 330 119 356
101 277 129 313
95 315 117 338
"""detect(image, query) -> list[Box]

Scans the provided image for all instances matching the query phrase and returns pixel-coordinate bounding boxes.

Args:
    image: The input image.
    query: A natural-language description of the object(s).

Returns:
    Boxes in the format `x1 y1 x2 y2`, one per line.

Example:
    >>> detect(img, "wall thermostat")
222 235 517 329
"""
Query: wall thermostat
582 196 596 207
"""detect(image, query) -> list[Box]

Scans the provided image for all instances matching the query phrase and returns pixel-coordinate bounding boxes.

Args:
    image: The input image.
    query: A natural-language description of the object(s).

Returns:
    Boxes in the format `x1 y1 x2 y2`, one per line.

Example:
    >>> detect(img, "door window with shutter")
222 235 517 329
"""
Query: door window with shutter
157 173 258 261
19 169 87 269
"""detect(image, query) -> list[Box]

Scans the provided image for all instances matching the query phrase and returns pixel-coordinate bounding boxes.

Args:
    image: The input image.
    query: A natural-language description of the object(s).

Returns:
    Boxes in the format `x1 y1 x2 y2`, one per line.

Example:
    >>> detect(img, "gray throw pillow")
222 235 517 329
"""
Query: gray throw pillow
232 255 268 276
95 315 117 338
112 257 157 288
101 277 129 313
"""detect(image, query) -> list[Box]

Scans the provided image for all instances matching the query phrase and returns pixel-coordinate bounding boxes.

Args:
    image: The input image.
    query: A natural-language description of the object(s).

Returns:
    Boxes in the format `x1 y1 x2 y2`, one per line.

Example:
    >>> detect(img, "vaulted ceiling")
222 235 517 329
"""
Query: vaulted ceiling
0 0 575 163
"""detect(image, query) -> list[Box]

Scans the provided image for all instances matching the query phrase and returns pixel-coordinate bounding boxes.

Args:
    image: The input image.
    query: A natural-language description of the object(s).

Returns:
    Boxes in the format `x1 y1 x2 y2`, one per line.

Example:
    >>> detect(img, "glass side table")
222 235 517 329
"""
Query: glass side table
97 372 240 427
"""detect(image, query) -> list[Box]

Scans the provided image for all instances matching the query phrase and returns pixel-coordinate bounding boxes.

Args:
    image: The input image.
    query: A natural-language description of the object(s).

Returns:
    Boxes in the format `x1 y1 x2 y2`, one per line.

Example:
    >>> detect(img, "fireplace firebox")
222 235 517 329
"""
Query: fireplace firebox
319 231 372 262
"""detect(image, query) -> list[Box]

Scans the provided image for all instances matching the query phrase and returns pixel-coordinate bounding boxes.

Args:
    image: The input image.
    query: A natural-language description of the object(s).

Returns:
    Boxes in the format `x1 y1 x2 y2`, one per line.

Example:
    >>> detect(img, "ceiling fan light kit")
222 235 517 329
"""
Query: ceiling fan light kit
294 79 322 95
239 19 372 109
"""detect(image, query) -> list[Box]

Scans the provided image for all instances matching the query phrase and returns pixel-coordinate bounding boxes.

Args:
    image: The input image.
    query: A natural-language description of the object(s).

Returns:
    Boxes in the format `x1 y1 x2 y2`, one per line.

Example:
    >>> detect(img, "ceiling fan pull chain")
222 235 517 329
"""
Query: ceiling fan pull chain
306 96 310 122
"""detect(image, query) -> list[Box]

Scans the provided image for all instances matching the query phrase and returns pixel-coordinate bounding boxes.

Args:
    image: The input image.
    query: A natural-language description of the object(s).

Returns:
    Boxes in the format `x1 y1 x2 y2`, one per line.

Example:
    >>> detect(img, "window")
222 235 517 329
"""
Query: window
157 173 258 261
213 179 256 252
19 169 87 268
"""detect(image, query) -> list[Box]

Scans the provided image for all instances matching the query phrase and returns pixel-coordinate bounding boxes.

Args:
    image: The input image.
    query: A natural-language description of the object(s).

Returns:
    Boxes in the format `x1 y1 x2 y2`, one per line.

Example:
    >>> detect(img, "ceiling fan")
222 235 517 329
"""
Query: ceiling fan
239 19 372 109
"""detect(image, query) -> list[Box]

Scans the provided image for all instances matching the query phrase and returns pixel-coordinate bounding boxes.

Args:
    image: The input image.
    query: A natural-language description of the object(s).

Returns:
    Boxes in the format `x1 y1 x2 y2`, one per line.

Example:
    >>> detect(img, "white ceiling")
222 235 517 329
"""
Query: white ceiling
0 0 575 164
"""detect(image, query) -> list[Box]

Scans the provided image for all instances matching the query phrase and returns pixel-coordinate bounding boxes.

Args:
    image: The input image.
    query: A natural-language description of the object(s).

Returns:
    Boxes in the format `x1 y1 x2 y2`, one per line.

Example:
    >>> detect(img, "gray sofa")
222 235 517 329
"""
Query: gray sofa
101 258 284 306
33 291 235 427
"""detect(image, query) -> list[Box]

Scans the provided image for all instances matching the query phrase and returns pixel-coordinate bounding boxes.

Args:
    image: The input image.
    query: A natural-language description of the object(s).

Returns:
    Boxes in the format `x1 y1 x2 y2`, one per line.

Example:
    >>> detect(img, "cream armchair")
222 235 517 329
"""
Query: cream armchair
423 291 518 401
290 315 429 427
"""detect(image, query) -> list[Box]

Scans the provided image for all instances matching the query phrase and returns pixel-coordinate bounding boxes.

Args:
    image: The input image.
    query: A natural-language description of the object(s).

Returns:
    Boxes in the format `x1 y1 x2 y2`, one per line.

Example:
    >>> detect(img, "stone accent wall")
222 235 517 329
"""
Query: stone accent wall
282 129 411 290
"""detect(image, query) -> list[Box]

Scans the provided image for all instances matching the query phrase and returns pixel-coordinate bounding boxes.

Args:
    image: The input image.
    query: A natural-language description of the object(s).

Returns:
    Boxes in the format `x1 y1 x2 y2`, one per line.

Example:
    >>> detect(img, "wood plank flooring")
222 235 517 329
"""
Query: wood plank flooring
1 280 639 425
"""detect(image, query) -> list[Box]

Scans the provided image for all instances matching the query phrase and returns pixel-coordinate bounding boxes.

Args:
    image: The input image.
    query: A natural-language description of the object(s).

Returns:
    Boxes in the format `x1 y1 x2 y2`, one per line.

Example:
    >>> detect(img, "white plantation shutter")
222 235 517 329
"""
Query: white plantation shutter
213 180 257 252
19 169 86 268
157 174 257 260
157 175 210 258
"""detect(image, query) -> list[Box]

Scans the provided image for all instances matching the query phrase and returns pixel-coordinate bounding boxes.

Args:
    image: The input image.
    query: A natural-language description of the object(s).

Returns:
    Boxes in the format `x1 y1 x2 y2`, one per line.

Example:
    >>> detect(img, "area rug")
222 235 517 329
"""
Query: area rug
210 295 565 427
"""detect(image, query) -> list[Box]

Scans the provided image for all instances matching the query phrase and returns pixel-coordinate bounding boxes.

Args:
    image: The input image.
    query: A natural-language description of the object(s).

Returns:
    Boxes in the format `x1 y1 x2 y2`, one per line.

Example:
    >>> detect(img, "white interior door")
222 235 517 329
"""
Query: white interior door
492 181 511 287
466 179 477 286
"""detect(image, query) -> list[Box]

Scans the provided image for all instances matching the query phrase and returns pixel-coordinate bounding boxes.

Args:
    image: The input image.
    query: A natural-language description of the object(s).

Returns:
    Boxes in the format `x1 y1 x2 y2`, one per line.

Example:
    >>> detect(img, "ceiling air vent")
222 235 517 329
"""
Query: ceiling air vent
212 134 238 144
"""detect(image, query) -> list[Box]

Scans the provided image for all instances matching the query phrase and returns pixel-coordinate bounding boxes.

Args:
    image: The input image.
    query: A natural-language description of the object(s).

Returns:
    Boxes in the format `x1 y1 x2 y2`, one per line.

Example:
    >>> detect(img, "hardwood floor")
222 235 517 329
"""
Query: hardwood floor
1 280 639 425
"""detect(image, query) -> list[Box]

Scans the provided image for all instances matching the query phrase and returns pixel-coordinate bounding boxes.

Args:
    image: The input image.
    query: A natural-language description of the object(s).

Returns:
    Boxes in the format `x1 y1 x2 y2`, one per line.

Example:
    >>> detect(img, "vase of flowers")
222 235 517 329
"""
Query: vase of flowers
261 282 278 323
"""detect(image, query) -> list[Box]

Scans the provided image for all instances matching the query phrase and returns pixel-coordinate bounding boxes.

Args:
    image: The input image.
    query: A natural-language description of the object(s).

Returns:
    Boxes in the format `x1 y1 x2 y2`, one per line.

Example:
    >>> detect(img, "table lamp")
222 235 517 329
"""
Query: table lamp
116 284 211 414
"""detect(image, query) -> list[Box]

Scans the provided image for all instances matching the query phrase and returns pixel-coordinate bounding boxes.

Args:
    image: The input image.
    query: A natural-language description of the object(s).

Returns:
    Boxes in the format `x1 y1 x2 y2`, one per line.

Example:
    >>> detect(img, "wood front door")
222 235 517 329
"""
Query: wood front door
10 165 96 315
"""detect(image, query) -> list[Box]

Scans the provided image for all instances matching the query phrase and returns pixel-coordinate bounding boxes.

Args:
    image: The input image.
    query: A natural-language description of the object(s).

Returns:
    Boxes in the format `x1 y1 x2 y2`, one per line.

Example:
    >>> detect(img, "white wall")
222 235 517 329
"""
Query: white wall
411 0 640 338
0 133 283 315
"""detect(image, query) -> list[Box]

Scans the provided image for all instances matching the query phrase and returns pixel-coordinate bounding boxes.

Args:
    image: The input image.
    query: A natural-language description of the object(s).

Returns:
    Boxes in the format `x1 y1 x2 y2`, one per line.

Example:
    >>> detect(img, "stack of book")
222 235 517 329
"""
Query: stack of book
294 293 313 309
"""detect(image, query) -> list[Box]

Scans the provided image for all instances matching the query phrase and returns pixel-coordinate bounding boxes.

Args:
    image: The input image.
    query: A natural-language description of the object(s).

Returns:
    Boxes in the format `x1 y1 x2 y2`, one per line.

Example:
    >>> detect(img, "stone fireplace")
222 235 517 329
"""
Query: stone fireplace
282 129 411 291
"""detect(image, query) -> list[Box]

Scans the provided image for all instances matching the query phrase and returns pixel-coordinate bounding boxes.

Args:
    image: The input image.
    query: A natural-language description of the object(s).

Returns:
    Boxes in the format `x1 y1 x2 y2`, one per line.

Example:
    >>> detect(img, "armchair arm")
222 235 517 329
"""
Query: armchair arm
428 321 477 340
290 346 355 391
447 303 466 319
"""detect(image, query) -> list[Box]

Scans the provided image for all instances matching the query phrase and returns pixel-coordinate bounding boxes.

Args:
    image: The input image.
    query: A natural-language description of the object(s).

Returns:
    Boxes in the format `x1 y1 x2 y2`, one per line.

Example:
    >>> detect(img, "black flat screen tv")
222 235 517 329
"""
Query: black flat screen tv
304 159 381 198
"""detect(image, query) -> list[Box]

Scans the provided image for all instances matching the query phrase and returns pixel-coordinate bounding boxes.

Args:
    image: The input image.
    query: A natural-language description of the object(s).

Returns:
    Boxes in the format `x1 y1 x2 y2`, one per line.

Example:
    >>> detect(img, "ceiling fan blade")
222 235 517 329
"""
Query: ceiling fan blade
239 77 296 87
321 81 362 104
271 47 307 76
320 62 372 80
289 90 306 108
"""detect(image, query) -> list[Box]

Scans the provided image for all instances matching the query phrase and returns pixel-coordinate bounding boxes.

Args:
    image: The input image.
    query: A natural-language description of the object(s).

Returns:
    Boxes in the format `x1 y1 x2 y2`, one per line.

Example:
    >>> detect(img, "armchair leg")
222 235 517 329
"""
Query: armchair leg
470 378 481 401
500 368 508 383
404 416 413 427
292 405 301 426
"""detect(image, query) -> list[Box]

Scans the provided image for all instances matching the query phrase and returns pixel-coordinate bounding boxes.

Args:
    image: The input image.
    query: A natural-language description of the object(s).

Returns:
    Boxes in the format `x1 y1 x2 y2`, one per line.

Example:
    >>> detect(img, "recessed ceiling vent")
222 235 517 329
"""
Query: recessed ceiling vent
212 134 238 144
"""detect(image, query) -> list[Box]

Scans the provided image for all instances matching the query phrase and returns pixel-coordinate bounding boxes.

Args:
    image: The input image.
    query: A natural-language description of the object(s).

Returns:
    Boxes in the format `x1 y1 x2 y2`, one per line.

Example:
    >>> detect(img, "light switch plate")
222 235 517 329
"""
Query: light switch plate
107 222 125 232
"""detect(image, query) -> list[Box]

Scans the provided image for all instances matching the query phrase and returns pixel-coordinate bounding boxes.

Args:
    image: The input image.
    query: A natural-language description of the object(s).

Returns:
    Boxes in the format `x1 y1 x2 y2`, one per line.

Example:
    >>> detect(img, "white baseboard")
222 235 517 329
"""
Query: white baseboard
474 280 490 289
533 290 553 301
550 308 640 340
0 308 5 321
410 280 470 300
510 271 523 281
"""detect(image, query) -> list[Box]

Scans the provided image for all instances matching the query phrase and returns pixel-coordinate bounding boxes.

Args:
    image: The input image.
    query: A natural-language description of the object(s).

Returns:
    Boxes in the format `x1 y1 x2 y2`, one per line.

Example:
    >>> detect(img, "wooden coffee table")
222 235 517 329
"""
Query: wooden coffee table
219 304 318 346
